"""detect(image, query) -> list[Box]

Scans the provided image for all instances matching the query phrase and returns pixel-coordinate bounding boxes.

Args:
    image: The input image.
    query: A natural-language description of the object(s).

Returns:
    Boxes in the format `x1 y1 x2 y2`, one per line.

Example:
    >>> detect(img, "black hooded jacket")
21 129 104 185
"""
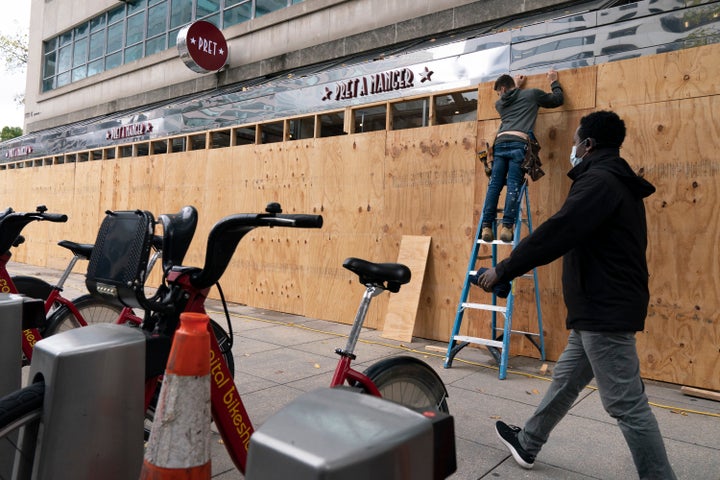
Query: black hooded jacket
495 148 656 332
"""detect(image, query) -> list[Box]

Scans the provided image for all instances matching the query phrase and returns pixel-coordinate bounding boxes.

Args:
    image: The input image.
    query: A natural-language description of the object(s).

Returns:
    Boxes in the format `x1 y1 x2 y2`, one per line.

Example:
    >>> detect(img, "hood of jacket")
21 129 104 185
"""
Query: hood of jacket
498 87 521 107
568 147 655 200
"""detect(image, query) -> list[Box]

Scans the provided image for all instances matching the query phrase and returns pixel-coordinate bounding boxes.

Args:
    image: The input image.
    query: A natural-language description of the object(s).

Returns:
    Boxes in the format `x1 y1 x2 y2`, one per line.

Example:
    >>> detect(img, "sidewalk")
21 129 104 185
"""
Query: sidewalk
13 262 720 479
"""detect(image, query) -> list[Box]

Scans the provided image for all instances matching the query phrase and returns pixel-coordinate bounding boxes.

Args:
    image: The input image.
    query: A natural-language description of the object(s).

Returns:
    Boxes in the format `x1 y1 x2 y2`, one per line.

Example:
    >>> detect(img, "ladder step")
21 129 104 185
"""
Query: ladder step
462 302 506 313
476 240 514 245
492 328 541 337
453 335 503 349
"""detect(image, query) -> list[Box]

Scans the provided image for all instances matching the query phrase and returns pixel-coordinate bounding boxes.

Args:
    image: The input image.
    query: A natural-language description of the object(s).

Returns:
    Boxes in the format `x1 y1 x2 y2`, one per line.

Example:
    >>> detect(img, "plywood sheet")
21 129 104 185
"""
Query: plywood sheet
381 235 431 342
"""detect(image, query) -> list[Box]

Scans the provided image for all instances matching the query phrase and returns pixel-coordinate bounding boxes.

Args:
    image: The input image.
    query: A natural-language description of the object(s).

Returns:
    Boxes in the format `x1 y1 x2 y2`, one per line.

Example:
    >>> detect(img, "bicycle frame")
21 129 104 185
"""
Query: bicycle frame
329 285 384 396
141 269 254 472
0 251 45 359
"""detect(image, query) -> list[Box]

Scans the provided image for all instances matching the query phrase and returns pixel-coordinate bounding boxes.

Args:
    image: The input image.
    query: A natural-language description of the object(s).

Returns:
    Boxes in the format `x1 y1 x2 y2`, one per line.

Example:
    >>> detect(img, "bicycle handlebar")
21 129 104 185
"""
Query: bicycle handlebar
0 206 69 254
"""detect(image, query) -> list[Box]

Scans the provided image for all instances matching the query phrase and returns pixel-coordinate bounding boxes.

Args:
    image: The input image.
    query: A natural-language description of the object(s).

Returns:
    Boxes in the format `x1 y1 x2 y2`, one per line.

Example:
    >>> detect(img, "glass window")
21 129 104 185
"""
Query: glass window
170 0 193 29
319 112 345 137
106 52 123 70
391 99 430 131
45 37 58 51
146 35 166 56
256 0 286 18
119 145 133 158
71 65 87 82
197 0 220 18
433 90 478 125
58 45 72 73
73 37 88 67
43 51 57 77
211 130 232 148
353 105 386 133
224 3 252 27
126 12 146 46
104 147 116 159
234 126 256 145
125 44 143 63
151 140 168 154
88 59 104 76
90 16 107 33
57 71 71 88
190 134 206 150
260 121 284 143
148 2 168 35
108 6 125 24
288 116 315 140
170 137 187 152
89 32 105 60
128 0 148 14
107 23 124 53
59 32 73 46
74 23 89 39
135 143 150 156
169 28 182 48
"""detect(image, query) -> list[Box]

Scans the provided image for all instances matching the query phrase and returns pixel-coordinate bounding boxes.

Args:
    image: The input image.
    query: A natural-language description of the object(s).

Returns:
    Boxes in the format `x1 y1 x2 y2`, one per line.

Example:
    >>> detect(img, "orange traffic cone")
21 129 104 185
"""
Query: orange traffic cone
140 312 212 480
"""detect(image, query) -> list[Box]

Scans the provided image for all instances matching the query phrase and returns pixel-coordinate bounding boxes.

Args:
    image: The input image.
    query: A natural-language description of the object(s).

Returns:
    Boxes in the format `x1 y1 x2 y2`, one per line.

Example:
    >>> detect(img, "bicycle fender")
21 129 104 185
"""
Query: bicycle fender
363 355 449 397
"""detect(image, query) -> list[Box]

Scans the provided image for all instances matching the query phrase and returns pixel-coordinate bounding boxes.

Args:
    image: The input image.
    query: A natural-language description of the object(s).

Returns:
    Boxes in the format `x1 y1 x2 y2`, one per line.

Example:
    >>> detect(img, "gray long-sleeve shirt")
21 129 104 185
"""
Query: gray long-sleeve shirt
495 80 564 142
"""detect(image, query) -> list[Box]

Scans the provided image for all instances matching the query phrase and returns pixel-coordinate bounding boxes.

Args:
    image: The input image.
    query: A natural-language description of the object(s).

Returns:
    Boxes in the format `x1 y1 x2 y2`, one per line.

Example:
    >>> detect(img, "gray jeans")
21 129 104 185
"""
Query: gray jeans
518 329 677 480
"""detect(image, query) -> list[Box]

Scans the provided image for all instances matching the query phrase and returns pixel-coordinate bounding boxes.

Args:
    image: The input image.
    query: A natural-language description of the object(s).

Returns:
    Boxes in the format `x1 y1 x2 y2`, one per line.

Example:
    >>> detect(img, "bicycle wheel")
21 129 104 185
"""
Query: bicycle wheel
143 319 234 439
363 356 449 413
0 382 44 478
44 294 124 336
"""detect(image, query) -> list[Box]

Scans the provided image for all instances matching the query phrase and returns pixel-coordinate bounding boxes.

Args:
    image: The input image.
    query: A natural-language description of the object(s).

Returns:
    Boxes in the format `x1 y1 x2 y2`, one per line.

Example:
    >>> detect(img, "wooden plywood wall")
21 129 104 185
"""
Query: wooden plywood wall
3 43 718 390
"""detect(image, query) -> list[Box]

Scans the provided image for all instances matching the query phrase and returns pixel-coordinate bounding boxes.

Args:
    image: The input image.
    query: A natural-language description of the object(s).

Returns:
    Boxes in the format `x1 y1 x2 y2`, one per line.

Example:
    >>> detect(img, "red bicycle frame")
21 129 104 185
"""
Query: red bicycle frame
141 269 255 472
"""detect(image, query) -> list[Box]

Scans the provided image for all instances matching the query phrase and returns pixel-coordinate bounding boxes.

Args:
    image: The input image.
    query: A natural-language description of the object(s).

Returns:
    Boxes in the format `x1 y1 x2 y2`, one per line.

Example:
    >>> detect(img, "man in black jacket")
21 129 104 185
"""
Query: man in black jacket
476 111 676 479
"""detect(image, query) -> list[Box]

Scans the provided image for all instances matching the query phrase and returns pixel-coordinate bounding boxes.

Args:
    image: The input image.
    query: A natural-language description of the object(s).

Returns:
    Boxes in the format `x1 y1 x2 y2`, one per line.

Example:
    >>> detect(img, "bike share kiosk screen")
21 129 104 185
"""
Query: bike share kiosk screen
86 209 155 309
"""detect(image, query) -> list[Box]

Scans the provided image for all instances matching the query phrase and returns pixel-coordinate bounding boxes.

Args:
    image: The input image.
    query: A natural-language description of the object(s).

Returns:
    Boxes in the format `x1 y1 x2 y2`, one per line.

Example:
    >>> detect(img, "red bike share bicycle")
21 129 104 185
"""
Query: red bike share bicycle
1 202 449 476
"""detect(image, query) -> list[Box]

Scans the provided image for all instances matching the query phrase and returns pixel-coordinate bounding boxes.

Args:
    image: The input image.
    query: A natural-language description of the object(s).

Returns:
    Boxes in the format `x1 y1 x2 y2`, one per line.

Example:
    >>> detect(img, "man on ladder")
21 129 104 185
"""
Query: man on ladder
481 69 564 243
477 111 676 479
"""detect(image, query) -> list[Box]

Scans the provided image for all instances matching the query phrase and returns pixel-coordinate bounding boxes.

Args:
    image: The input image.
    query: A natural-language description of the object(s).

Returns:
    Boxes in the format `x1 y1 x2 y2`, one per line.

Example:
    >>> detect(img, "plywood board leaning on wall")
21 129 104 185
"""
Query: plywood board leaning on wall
382 235 431 342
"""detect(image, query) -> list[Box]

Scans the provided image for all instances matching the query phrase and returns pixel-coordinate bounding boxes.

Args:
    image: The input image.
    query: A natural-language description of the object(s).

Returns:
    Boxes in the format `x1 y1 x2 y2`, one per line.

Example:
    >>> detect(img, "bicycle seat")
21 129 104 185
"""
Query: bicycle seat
57 240 94 260
343 257 411 293
157 206 198 273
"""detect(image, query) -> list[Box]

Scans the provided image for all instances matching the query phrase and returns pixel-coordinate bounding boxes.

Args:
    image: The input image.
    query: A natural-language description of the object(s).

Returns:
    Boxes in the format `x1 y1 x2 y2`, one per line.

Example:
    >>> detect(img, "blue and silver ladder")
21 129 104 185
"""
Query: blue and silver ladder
444 180 545 379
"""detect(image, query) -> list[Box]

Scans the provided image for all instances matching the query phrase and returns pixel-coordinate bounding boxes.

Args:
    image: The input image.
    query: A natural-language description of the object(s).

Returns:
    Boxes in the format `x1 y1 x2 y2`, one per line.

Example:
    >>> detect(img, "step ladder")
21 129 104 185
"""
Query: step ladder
444 180 545 379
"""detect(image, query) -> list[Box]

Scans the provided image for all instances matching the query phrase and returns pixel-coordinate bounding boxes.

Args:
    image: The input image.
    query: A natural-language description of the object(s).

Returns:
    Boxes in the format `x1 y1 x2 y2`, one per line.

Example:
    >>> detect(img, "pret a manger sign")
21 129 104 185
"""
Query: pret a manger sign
177 21 229 73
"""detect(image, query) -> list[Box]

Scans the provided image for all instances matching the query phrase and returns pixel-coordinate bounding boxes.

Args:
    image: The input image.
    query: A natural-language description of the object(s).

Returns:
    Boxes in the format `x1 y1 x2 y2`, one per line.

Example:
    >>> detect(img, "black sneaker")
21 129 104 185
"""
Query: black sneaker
495 421 535 469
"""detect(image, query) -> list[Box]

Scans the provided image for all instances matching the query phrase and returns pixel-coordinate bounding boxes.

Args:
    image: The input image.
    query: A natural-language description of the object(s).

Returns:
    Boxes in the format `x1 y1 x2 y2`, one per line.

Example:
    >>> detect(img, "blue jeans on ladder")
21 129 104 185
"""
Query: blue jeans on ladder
518 330 677 480
482 141 526 228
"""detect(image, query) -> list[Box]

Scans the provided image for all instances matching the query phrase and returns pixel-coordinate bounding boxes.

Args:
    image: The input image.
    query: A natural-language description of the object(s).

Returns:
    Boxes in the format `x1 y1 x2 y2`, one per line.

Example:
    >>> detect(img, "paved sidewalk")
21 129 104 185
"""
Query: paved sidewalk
13 262 720 479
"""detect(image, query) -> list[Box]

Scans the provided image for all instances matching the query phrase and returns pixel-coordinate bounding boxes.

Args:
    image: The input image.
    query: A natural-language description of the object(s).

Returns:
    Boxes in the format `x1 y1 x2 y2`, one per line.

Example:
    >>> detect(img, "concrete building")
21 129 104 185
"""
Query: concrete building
5 0 719 160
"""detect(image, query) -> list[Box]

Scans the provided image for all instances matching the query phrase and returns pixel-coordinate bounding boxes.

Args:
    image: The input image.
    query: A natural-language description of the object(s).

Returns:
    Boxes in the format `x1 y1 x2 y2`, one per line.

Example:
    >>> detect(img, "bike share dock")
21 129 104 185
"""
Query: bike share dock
12 261 720 480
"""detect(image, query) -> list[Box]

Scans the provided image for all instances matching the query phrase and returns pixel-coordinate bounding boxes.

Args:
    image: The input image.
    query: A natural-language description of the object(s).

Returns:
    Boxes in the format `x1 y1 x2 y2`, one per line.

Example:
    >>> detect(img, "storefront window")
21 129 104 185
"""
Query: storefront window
353 105 386 133
433 90 478 125
319 112 345 137
288 116 315 140
391 99 429 131
260 121 284 144
234 126 256 145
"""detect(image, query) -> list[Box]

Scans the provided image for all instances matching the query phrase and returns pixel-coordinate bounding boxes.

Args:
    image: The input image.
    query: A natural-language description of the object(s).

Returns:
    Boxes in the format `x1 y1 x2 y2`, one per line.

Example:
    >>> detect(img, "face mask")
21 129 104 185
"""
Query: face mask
569 145 583 167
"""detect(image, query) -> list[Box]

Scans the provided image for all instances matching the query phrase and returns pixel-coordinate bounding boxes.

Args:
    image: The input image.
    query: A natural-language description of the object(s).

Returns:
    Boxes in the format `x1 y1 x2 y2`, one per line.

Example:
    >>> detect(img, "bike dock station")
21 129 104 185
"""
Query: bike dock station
13 324 146 480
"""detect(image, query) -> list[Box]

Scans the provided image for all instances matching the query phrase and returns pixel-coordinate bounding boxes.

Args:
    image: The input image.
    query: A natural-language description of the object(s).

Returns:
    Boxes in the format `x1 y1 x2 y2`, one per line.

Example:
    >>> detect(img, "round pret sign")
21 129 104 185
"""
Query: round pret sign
177 21 229 73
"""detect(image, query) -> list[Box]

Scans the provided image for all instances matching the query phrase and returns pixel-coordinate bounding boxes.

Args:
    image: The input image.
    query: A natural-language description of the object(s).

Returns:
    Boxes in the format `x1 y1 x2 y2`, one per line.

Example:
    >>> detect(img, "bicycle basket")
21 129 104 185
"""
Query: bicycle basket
86 209 155 309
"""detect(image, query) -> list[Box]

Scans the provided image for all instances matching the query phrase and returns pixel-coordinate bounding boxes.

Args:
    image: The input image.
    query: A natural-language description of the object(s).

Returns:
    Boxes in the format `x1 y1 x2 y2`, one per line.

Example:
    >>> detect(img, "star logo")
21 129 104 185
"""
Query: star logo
321 87 333 101
419 66 434 83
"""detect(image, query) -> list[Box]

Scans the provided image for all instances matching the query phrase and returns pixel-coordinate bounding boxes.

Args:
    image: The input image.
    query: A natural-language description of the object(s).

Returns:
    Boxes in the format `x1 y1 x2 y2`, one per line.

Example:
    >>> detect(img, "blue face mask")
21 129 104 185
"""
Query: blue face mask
569 141 588 168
